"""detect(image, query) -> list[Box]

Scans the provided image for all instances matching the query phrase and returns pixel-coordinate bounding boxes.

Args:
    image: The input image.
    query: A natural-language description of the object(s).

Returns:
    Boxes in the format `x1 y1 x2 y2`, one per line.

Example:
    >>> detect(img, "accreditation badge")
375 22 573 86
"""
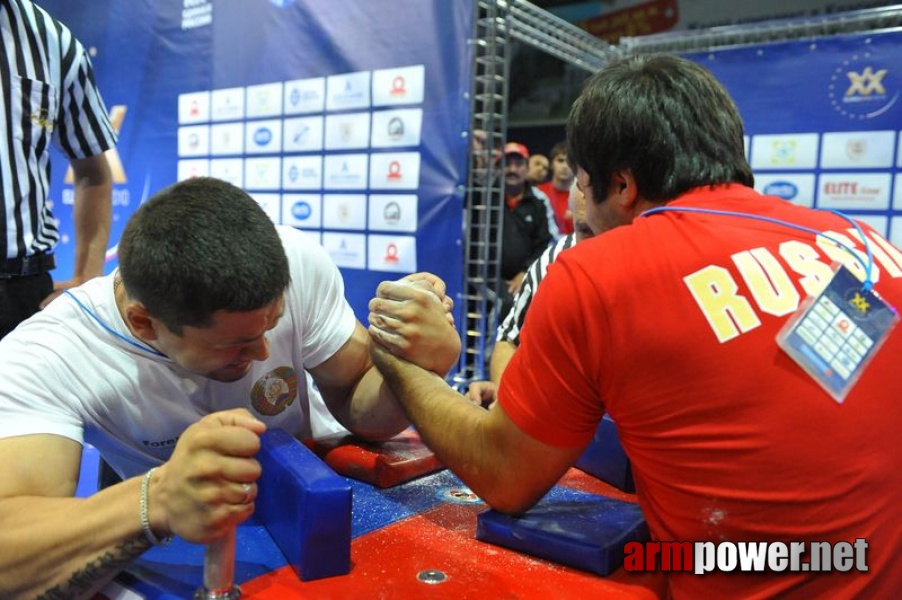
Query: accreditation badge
776 263 899 403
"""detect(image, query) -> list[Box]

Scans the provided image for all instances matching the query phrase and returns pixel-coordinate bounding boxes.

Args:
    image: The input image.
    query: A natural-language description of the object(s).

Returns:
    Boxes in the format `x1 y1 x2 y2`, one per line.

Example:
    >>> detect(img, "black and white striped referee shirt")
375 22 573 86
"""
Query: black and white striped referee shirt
0 0 116 261
496 233 576 345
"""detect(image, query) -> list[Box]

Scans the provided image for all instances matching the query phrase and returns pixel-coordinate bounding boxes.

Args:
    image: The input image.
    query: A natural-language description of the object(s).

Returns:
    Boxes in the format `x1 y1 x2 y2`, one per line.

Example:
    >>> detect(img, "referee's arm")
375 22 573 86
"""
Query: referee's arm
54 154 113 292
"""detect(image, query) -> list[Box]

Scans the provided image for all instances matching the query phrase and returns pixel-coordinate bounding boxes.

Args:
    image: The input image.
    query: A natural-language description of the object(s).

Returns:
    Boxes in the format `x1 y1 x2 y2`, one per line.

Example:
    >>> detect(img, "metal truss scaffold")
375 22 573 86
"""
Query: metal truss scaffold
453 0 619 389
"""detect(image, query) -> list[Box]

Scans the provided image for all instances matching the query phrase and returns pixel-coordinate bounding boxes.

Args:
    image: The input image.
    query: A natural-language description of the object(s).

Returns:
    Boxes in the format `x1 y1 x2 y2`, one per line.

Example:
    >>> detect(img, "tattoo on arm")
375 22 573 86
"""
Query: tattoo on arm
36 536 151 600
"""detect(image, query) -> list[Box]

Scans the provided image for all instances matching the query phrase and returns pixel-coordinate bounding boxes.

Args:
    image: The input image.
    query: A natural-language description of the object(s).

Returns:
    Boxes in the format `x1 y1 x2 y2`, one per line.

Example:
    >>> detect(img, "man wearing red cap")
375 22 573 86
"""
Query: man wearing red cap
499 142 555 315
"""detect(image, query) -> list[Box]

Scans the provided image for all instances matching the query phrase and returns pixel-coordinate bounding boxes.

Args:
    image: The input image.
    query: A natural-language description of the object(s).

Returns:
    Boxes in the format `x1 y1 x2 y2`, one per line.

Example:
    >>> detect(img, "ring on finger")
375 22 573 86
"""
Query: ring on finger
241 483 252 504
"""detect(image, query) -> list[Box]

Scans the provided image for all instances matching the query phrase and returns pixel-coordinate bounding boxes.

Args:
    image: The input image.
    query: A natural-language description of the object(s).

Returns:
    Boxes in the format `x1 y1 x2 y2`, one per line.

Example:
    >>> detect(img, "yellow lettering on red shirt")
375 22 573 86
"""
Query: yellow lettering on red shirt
816 231 877 285
779 240 835 298
731 248 800 317
684 266 761 342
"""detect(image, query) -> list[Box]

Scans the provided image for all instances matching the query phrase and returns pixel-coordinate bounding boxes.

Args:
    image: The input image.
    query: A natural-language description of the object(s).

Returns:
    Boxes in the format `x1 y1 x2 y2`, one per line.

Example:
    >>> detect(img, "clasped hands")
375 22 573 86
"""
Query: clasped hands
367 272 461 376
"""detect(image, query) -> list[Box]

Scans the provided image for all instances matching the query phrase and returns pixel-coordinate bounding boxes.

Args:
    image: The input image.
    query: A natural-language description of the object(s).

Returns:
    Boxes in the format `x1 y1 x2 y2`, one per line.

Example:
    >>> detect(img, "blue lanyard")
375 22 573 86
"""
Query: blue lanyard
640 206 875 292
64 290 168 358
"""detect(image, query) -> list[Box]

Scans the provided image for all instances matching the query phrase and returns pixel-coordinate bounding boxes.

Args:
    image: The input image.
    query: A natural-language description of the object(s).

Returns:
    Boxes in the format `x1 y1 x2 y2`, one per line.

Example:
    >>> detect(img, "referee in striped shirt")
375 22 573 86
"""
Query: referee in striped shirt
1 0 117 338
468 182 594 405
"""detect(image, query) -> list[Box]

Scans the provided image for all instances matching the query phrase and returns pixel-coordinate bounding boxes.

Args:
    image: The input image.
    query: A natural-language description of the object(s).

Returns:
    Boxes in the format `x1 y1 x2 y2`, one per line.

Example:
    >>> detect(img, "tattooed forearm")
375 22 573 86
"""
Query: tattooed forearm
35 537 151 600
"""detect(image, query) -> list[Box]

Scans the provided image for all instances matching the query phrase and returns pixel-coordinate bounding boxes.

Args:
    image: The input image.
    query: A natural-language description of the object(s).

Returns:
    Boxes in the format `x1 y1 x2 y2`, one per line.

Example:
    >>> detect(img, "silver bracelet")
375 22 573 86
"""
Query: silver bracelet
140 467 172 545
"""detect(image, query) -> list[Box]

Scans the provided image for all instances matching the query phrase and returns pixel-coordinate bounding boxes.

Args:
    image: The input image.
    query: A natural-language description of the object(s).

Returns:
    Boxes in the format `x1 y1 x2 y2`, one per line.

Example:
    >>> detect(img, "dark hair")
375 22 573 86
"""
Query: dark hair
549 141 567 161
566 54 753 203
118 177 290 333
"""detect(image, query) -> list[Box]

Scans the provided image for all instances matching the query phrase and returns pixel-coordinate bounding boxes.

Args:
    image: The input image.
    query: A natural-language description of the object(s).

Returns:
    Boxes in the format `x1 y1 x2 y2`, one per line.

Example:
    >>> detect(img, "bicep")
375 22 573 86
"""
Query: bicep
307 322 372 410
0 434 83 498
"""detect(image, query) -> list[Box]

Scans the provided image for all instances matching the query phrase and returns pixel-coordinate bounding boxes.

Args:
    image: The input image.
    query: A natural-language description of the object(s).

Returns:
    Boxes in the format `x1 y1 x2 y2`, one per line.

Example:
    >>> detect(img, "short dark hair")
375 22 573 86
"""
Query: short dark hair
549 142 567 161
118 177 291 333
567 54 753 203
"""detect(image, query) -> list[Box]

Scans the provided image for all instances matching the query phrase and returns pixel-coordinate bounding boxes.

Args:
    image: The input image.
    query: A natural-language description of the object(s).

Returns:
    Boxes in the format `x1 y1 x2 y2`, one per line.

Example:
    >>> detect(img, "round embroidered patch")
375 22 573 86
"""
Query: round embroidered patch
250 366 298 416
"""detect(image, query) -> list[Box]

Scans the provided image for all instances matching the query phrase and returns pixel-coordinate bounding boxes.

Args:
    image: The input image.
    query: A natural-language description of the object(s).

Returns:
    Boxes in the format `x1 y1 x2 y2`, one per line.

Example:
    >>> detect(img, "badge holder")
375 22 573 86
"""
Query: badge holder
777 263 899 403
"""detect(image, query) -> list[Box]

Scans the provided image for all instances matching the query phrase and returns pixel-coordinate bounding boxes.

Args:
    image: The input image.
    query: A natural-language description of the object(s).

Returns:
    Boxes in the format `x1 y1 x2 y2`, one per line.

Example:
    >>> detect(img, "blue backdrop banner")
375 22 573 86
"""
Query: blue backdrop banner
41 0 474 327
685 31 902 248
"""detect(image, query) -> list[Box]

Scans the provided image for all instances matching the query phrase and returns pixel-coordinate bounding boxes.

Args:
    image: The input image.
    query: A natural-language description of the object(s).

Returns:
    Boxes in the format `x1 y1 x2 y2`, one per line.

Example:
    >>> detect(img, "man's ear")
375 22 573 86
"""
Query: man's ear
610 169 639 210
124 302 160 342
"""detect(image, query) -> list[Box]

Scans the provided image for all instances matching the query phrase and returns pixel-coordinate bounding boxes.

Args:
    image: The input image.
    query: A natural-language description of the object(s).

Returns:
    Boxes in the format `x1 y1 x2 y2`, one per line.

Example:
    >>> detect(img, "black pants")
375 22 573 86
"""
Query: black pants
0 273 53 339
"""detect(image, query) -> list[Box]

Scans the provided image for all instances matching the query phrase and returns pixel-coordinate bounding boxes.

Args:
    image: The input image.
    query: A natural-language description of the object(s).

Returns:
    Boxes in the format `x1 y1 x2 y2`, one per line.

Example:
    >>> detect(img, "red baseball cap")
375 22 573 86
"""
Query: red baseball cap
503 142 529 159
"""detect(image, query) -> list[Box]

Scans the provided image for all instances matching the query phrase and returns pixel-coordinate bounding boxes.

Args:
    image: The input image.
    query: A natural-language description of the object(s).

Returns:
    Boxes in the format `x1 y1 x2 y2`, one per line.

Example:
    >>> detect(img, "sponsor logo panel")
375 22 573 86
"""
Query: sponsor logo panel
210 87 245 122
244 157 282 190
322 194 367 230
210 122 244 155
246 82 284 118
324 112 371 150
177 159 209 181
326 71 371 111
284 77 326 115
367 234 417 273
368 194 418 232
281 194 322 229
372 65 425 106
820 131 895 169
283 116 324 152
750 133 819 170
323 154 369 190
178 91 210 124
177 125 210 157
369 152 421 190
322 232 366 269
245 119 282 154
754 173 816 207
816 172 891 210
371 108 423 148
249 193 281 224
282 155 323 190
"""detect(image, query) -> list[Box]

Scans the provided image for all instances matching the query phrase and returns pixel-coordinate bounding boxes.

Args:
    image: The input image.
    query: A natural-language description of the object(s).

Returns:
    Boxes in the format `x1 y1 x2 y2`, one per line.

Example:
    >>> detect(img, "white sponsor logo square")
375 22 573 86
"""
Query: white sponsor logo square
246 82 284 118
177 125 210 157
322 194 367 230
326 71 371 111
281 194 321 229
371 109 423 148
325 112 371 150
245 119 283 154
210 122 244 155
368 194 418 232
178 91 210 124
322 232 366 269
372 65 425 106
282 155 322 190
895 173 902 209
210 87 245 122
750 134 819 170
323 154 369 190
367 234 417 272
284 77 325 115
820 131 895 169
754 173 816 207
369 152 420 190
244 157 281 190
817 173 891 209
283 116 324 152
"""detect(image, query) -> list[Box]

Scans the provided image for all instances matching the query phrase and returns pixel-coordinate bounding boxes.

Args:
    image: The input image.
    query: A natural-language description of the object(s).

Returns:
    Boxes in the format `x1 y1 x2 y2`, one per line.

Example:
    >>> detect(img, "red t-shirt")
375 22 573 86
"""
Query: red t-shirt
538 181 573 234
499 185 902 598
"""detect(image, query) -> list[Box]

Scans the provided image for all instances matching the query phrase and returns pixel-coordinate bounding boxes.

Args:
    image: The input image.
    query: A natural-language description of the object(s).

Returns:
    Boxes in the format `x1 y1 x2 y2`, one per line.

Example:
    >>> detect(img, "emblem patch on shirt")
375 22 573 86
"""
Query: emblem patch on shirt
250 366 299 416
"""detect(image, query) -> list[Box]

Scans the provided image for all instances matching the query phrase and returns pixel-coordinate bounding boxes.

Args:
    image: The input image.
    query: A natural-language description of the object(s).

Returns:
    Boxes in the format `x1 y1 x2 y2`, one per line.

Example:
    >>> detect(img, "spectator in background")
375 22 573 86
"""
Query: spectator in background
539 142 575 234
468 182 592 407
527 153 549 185
499 142 555 319
1 0 117 339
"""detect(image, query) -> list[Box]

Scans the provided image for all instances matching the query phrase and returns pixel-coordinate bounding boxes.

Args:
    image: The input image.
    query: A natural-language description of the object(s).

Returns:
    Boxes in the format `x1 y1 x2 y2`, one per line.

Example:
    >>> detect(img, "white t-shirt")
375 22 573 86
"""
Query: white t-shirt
0 227 354 478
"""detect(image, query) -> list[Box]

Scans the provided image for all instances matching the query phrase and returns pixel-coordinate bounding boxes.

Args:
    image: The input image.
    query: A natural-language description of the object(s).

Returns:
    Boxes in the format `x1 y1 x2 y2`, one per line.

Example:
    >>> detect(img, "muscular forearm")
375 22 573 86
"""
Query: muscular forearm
335 365 410 441
375 354 539 513
0 477 150 599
